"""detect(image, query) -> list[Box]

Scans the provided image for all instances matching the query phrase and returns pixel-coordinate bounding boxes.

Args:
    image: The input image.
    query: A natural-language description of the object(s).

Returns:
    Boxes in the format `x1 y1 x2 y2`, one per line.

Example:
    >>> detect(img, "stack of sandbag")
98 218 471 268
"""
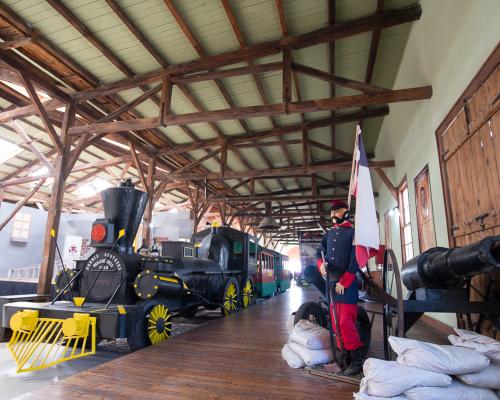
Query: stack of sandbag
354 358 451 399
354 335 499 400
449 329 500 394
281 319 333 368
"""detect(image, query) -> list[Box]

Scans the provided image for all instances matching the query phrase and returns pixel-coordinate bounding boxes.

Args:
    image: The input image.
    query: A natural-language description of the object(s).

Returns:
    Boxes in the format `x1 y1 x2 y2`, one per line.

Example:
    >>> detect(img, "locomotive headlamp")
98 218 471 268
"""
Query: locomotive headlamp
91 223 107 242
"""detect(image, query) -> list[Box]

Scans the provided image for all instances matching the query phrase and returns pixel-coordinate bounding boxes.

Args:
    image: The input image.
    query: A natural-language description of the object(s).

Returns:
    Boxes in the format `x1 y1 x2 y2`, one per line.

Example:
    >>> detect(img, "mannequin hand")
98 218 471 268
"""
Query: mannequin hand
319 262 327 276
335 283 345 295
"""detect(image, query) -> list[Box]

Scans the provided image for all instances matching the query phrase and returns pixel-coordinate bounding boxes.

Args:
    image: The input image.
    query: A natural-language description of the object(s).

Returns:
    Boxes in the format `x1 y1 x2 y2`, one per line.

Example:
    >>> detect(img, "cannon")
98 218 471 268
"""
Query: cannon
371 236 500 360
401 237 500 291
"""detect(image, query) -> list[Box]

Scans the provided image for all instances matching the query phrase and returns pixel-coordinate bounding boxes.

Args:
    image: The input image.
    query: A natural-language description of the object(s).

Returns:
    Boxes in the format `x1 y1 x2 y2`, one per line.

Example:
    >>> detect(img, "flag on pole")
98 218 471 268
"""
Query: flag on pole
350 125 380 267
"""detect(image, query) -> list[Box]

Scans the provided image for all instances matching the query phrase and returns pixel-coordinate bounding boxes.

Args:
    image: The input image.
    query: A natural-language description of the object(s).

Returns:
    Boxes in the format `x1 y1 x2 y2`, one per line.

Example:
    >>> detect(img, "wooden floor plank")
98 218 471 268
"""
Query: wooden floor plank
12 286 446 400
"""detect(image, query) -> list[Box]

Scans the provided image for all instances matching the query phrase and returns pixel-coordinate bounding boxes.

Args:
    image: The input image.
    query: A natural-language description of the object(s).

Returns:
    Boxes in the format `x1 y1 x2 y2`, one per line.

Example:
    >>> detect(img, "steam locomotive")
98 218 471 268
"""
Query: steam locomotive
2 180 290 350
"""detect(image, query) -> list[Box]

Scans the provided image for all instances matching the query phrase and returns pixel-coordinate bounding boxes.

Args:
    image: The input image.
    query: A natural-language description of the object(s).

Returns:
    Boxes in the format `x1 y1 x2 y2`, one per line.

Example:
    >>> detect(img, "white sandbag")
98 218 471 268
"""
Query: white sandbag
281 343 305 369
353 389 407 400
360 358 451 397
290 319 331 350
287 314 295 333
404 379 497 400
389 336 490 374
457 363 500 389
449 329 500 364
288 341 332 366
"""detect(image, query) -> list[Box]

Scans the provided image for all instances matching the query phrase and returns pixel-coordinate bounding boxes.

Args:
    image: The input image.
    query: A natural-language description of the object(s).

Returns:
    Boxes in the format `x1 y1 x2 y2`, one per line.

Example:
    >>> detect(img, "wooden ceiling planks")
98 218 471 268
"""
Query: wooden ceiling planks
0 1 428 235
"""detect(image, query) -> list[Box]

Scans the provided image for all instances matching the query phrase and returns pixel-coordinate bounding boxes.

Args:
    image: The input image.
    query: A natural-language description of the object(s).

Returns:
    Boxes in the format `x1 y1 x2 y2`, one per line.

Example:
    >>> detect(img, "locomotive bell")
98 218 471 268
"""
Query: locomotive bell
100 179 148 254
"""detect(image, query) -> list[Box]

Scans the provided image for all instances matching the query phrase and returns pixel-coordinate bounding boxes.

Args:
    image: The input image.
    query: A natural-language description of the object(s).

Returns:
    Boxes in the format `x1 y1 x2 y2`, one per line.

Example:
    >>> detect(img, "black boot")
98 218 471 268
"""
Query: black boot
342 347 364 376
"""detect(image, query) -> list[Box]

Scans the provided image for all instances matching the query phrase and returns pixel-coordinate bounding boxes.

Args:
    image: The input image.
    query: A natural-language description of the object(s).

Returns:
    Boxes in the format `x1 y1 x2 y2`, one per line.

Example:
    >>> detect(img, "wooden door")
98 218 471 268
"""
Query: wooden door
436 47 500 336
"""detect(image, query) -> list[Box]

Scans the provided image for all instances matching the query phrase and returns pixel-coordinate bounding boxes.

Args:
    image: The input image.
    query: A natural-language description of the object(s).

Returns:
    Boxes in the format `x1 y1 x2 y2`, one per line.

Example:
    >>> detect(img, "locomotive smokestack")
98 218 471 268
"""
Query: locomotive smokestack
101 179 148 254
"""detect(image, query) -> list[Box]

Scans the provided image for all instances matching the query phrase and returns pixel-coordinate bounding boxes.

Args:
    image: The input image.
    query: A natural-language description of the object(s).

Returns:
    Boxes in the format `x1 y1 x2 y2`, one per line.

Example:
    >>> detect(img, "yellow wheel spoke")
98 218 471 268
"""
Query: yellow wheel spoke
147 304 172 345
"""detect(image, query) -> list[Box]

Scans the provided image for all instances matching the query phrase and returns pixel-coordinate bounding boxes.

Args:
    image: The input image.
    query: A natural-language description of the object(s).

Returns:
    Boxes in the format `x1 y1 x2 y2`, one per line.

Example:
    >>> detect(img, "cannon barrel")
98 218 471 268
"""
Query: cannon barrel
401 236 500 291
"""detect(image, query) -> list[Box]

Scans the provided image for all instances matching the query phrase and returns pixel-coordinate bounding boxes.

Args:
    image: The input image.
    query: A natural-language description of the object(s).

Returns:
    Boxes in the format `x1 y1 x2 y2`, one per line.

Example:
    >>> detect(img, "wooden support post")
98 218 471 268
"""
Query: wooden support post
38 102 75 295
0 179 45 232
18 72 63 154
142 157 156 248
185 182 199 234
302 126 308 172
220 144 227 180
129 140 148 191
250 179 255 197
282 45 292 113
160 73 172 126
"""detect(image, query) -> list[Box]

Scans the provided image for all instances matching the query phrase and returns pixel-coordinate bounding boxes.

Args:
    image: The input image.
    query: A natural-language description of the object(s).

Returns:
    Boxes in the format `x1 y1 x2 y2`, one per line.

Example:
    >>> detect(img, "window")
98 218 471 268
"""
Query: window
11 213 31 242
0 137 22 164
249 241 256 258
398 179 414 263
183 246 194 258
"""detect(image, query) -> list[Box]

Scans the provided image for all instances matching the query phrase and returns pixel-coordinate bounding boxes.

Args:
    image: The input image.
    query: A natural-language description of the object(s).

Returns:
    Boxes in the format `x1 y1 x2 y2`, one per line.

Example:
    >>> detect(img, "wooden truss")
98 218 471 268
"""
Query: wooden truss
0 1 432 292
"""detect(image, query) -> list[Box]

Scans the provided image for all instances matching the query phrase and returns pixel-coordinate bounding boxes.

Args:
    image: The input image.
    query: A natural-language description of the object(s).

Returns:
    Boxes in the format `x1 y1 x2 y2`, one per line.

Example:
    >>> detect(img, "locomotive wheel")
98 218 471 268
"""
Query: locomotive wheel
128 301 172 350
241 277 255 308
147 304 172 345
221 277 240 316
382 249 405 360
293 301 327 328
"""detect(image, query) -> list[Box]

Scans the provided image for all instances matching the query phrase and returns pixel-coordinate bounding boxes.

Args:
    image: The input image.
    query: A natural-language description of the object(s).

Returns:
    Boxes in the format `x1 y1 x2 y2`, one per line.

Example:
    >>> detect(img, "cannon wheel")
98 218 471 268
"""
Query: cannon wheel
241 277 255 308
382 249 405 360
293 301 327 328
458 274 500 335
221 277 240 316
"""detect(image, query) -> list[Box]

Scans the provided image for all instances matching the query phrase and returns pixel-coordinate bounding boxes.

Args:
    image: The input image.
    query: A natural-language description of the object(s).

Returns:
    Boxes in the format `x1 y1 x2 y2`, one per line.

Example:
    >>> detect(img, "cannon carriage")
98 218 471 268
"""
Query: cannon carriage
294 235 500 364
367 236 500 359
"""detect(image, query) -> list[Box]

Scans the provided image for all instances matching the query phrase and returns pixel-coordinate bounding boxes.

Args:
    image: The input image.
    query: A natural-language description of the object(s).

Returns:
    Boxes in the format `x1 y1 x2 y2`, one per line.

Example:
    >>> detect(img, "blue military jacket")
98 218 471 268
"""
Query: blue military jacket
316 224 359 304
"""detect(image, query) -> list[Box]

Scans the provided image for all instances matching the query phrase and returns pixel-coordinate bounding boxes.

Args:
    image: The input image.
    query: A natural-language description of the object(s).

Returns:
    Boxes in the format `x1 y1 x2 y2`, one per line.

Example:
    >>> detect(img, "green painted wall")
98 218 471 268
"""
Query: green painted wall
373 0 500 327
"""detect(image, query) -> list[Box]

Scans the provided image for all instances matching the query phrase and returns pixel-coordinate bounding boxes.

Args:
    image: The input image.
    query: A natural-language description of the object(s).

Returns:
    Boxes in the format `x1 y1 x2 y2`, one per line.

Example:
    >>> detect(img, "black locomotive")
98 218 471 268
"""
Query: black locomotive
2 180 262 350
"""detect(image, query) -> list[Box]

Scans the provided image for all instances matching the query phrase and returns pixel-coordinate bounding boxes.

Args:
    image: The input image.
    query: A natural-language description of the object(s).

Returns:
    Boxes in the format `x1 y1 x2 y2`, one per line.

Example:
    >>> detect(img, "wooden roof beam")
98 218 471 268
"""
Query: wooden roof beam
69 87 430 136
158 159 394 181
292 62 388 94
209 194 345 203
73 3 422 101
164 0 284 194
0 35 35 52
359 0 385 129
17 71 63 153
157 107 389 155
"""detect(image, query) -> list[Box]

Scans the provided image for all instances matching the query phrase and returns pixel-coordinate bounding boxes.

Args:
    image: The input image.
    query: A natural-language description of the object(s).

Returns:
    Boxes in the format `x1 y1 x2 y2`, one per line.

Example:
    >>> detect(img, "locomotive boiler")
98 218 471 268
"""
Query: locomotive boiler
2 180 258 372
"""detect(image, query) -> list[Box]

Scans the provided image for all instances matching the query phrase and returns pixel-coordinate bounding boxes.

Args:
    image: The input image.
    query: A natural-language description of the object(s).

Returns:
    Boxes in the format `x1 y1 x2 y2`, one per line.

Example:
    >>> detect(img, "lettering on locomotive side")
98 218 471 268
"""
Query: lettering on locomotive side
85 251 123 272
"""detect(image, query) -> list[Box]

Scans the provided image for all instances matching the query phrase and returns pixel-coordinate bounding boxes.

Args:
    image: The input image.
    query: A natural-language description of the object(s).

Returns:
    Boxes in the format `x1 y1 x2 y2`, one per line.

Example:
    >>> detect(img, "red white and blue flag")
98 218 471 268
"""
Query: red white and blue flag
349 125 380 267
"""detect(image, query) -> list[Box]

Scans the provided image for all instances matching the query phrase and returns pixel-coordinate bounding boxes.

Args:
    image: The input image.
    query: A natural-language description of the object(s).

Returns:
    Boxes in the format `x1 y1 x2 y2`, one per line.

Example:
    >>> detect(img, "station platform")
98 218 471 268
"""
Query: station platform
11 286 446 400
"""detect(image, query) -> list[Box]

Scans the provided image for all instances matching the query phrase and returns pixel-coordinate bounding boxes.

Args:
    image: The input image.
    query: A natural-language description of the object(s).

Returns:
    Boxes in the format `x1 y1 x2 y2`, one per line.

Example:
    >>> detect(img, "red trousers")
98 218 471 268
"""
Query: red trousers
329 302 363 351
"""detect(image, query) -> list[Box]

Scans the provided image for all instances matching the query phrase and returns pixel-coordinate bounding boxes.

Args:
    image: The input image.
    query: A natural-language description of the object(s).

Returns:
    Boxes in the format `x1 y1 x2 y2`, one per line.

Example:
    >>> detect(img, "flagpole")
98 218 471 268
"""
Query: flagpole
347 125 361 209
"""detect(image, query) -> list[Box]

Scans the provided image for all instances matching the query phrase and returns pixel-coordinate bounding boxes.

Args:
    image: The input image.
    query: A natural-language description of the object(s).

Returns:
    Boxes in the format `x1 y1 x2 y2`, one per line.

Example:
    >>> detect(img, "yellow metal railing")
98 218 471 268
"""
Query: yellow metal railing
7 310 96 373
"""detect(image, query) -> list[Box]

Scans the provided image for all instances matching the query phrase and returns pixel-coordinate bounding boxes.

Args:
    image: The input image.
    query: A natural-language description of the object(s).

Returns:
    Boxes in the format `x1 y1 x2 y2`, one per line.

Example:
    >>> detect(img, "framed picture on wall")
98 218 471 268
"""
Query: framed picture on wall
414 165 436 252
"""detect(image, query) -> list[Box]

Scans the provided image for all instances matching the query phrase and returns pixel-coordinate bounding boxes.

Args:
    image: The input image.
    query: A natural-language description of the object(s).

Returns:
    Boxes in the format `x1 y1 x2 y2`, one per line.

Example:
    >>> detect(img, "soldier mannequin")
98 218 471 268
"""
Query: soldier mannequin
307 200 364 375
